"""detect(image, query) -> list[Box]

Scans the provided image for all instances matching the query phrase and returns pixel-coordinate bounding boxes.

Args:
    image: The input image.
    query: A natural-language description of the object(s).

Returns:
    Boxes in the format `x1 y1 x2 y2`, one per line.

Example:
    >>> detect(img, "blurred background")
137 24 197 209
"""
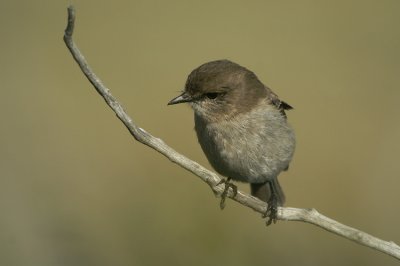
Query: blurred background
1 1 399 265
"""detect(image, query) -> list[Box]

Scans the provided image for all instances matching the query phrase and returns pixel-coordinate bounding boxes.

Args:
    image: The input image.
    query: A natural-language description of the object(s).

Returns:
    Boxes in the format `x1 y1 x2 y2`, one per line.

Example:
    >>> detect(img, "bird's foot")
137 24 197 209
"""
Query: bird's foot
217 177 237 210
262 193 279 226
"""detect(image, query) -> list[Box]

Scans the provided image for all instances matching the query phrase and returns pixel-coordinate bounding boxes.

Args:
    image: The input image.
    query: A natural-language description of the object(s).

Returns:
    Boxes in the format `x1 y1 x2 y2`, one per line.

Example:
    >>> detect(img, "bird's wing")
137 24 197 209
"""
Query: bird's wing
264 85 293 117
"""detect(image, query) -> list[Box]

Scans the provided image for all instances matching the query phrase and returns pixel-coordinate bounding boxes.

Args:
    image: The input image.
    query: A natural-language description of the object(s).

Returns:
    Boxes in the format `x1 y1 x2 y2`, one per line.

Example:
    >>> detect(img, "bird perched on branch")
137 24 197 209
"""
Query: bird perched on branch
168 60 295 224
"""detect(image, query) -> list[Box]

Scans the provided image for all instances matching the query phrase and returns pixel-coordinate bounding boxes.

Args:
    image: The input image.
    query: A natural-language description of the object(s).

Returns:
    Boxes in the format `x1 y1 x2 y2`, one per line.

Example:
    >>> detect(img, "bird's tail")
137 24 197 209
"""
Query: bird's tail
250 178 285 206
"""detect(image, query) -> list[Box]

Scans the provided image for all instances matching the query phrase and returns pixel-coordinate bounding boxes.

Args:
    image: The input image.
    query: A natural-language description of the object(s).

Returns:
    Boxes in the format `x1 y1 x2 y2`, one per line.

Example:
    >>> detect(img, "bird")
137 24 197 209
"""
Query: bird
168 60 295 224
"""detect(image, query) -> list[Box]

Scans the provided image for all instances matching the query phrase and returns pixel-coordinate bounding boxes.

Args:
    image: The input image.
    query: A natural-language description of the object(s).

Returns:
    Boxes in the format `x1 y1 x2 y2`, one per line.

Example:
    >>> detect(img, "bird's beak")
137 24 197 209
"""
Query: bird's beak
168 92 194 105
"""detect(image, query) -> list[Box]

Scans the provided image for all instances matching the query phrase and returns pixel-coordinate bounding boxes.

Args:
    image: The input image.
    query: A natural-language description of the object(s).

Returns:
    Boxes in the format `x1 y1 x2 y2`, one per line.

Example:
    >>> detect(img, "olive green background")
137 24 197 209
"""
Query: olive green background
1 1 399 265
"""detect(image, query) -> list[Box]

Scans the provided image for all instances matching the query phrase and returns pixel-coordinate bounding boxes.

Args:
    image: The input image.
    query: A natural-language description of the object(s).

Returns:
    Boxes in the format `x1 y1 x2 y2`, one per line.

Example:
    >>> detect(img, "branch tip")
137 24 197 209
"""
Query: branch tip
64 5 75 38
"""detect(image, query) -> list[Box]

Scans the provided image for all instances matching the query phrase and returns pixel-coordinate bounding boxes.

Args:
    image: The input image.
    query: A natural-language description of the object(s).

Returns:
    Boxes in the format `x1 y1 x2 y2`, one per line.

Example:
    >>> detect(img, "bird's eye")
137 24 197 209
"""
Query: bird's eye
205 93 219 99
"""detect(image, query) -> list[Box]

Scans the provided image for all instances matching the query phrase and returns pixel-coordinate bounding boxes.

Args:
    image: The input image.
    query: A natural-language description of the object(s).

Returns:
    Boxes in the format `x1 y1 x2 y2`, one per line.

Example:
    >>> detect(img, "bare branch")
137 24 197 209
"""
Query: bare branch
63 6 400 261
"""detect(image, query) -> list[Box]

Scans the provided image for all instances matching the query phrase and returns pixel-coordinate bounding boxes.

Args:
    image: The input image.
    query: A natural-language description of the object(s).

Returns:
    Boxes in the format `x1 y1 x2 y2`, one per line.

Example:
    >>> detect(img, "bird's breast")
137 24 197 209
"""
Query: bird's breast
194 105 295 183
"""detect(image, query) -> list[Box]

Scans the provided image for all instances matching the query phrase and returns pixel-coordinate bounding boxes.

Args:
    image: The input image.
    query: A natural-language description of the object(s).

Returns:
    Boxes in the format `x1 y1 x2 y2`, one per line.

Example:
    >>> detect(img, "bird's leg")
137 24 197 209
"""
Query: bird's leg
262 181 279 226
217 177 237 209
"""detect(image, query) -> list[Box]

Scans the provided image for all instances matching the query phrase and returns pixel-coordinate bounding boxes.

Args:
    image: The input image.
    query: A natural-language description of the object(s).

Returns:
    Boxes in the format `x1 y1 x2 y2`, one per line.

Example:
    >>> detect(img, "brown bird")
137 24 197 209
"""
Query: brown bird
168 60 295 224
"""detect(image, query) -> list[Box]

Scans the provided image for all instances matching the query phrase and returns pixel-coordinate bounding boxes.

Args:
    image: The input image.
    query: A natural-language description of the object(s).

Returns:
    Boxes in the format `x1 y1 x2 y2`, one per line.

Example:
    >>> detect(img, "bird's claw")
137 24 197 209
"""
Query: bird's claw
217 178 237 209
262 193 279 226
